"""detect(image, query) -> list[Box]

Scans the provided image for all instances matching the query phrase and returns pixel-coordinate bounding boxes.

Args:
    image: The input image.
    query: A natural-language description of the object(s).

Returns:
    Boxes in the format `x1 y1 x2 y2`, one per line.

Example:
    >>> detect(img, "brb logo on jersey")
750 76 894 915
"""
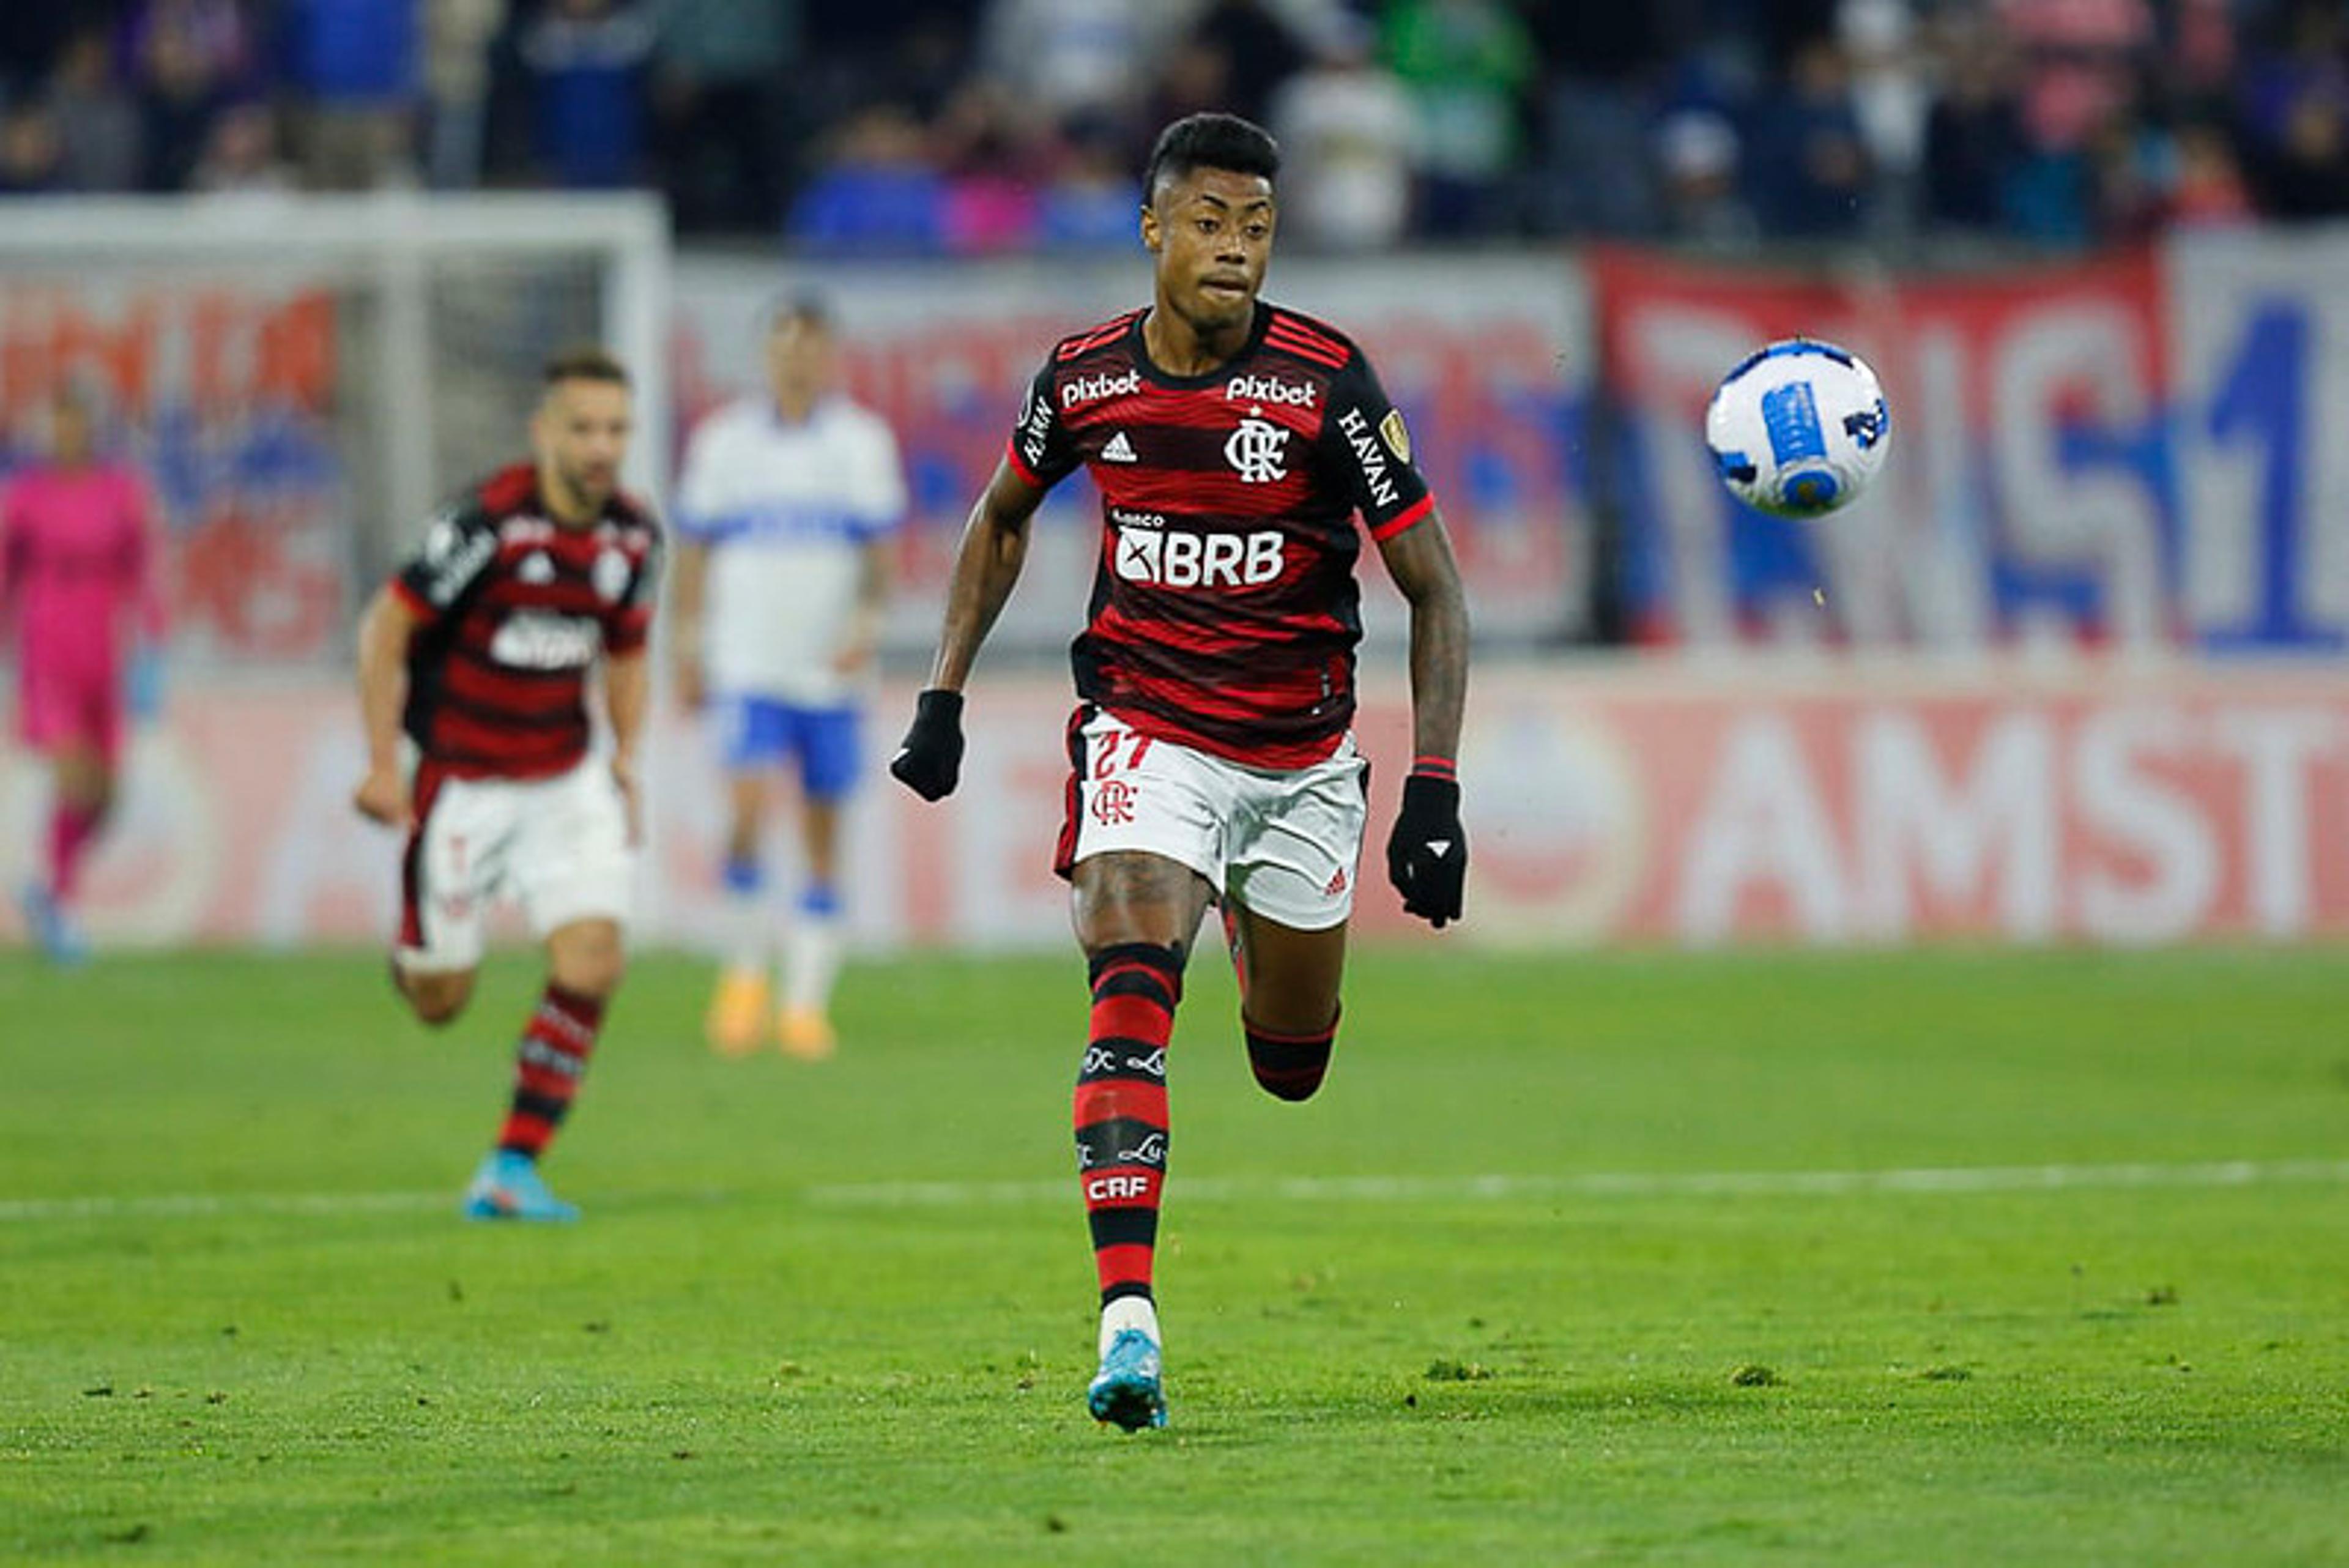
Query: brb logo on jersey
1223 416 1291 483
1112 508 1284 589
489 612 601 670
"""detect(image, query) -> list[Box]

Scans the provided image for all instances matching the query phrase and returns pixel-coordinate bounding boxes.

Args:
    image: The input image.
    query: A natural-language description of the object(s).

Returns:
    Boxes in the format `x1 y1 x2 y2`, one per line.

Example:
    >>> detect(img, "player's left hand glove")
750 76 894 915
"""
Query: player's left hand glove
889 688 965 801
1386 771 1466 929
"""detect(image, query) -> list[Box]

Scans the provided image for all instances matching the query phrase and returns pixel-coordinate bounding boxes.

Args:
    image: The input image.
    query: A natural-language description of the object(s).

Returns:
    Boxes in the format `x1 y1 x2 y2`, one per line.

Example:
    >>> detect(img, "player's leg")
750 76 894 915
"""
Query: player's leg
1225 908 1348 1101
1072 850 1214 1431
1221 739 1370 1101
1058 706 1233 1430
707 695 782 1054
390 768 489 1027
467 763 633 1221
15 660 114 962
776 705 860 1059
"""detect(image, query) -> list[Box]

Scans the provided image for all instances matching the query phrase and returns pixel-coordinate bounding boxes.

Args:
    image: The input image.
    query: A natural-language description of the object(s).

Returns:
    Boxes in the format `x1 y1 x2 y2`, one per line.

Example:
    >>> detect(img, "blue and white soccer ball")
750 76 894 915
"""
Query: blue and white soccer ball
1704 338 1890 519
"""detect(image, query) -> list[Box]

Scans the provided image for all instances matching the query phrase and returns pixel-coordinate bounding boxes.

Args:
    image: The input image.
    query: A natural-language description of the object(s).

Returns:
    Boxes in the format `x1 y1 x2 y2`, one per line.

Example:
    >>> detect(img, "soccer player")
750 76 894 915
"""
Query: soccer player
1 386 165 965
889 113 1471 1430
670 295 905 1060
351 348 661 1222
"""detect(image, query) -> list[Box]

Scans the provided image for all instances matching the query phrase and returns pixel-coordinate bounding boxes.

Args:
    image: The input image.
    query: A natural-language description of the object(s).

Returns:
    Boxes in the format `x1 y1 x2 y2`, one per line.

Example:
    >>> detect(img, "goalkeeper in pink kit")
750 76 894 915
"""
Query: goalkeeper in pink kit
1 388 165 962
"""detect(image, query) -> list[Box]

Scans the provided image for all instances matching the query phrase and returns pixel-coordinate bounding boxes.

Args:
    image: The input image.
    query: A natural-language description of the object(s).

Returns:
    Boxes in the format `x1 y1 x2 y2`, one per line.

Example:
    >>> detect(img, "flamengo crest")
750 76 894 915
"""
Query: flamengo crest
1223 417 1290 483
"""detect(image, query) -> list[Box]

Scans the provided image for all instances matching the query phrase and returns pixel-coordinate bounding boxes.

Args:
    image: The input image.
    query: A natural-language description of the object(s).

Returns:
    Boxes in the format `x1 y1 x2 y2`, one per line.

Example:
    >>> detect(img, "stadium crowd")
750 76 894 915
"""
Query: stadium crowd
0 0 2345 250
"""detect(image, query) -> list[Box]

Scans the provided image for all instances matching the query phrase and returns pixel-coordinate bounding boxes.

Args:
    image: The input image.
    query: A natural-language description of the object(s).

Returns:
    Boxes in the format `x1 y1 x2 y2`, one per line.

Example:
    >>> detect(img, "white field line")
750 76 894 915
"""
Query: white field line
5 1159 2346 1224
804 1158 2349 1209
0 1191 447 1223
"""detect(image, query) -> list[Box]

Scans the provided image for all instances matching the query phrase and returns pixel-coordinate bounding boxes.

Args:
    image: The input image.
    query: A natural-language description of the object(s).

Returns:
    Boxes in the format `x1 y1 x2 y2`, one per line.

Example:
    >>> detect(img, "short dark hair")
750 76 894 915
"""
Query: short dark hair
766 291 834 335
541 346 631 390
1145 113 1280 202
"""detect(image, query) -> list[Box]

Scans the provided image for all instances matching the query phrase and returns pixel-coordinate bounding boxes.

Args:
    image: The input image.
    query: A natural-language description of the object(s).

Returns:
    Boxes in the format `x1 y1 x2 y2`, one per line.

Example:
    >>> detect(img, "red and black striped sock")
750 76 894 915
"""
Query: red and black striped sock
1245 1009 1338 1102
1074 942 1183 1308
496 983 604 1160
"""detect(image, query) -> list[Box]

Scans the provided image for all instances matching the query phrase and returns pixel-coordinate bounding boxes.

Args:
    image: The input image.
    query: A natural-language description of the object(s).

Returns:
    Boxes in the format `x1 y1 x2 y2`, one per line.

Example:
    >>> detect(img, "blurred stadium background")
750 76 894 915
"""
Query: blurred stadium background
4 0 2348 957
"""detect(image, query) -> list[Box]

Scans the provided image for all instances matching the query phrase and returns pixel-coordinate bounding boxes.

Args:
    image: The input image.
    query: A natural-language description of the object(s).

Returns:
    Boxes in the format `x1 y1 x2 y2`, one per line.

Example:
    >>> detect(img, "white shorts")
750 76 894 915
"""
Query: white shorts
396 758 634 974
1055 707 1369 931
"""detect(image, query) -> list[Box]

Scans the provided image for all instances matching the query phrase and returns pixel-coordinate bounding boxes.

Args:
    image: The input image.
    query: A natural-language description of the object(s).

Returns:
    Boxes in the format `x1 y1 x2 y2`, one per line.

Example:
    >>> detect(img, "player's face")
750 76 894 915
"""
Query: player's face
766 317 834 408
1143 166 1275 336
533 377 633 515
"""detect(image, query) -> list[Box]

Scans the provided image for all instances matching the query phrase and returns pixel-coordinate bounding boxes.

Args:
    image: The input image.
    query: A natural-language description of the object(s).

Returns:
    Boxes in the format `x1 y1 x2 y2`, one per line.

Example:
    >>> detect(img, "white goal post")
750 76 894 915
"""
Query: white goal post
0 194 670 666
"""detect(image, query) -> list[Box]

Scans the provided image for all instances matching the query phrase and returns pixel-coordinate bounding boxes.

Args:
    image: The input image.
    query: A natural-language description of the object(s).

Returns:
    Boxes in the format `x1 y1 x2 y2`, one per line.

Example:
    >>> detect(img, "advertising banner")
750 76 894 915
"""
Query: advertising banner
10 664 2345 951
0 276 348 664
1595 247 2181 651
670 254 1591 652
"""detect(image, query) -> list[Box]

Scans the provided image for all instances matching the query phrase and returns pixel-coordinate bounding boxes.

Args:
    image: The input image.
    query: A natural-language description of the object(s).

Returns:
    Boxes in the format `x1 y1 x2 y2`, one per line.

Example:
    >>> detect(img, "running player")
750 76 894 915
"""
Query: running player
1 385 166 964
670 295 905 1060
888 113 1471 1430
351 348 661 1222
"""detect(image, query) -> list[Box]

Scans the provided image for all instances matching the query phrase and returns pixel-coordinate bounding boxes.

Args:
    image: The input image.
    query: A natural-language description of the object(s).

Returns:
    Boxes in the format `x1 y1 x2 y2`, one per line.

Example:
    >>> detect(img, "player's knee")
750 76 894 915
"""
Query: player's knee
549 927 626 999
401 970 475 1027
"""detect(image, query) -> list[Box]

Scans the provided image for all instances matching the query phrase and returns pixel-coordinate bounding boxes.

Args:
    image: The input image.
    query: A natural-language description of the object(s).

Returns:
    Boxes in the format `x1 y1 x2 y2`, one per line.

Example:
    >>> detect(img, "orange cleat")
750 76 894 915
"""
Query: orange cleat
705 969 771 1057
777 1005 836 1061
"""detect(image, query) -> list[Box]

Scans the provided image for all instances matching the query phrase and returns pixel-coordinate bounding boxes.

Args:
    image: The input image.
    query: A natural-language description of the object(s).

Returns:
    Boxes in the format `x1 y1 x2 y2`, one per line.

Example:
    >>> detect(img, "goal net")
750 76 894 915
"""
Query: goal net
0 194 670 669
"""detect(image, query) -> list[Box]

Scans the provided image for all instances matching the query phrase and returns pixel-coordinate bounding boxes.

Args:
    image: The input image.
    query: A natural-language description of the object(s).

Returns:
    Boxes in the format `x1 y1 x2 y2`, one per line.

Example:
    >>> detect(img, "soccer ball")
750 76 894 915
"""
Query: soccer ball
1704 339 1890 518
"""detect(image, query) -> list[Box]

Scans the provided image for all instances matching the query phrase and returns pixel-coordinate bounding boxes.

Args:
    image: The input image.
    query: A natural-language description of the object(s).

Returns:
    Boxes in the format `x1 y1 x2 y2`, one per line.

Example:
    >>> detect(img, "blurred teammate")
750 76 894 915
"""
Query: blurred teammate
670 296 905 1059
889 113 1471 1430
1 387 165 964
351 348 661 1222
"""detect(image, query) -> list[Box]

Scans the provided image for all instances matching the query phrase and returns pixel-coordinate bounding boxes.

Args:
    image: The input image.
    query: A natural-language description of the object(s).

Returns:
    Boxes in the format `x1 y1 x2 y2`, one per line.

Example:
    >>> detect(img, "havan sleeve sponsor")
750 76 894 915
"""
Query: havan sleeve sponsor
394 499 499 619
1004 359 1082 489
1316 349 1433 542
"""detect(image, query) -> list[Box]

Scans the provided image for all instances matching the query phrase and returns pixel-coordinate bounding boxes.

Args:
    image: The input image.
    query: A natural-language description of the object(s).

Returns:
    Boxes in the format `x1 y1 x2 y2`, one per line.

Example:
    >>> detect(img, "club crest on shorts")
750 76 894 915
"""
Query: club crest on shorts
1091 778 1138 825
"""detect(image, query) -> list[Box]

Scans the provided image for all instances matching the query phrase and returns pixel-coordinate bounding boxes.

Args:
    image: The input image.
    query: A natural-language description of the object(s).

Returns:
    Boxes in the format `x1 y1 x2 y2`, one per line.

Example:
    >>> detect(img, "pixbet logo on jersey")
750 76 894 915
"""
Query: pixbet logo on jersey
1225 373 1316 408
1062 368 1143 407
1113 512 1285 588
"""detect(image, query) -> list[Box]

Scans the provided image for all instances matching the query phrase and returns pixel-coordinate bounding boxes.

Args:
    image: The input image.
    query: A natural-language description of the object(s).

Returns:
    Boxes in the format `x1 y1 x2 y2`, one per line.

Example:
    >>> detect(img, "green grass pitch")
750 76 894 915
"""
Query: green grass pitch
3 945 2347 1565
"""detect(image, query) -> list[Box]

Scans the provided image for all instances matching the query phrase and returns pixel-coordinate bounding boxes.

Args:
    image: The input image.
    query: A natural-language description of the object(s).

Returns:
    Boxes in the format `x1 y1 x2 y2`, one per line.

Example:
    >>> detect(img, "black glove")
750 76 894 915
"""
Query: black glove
889 688 966 801
1386 772 1466 928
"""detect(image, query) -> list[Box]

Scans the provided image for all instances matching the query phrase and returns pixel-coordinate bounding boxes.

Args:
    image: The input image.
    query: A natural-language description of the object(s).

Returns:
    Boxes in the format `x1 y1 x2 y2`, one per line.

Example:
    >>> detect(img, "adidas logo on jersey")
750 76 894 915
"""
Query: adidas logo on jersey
1063 368 1143 408
1101 431 1138 463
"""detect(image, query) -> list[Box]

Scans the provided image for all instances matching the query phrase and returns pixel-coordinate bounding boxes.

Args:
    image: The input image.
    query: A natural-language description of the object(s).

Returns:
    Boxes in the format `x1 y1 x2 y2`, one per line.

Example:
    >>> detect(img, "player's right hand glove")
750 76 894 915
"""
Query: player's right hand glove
1386 771 1466 929
889 688 966 801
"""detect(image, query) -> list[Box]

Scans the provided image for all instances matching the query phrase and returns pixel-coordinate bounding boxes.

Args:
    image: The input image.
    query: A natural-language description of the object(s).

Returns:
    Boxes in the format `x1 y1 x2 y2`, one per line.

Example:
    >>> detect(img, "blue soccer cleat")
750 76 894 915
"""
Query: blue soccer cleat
18 881 89 967
461 1150 579 1222
1088 1328 1168 1431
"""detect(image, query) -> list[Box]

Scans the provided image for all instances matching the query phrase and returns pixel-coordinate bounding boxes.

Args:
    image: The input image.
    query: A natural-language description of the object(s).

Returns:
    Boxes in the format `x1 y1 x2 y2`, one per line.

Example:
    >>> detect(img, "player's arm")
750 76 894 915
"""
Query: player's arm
603 646 650 843
1324 340 1472 926
1378 511 1472 928
668 536 710 708
888 460 1047 801
353 585 423 830
927 459 1044 693
1378 513 1469 767
604 526 661 839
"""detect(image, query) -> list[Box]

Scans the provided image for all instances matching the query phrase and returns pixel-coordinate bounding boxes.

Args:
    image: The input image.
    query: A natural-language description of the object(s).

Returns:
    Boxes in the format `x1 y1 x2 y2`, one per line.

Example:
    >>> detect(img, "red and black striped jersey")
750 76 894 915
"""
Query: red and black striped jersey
1006 301 1435 768
388 463 662 780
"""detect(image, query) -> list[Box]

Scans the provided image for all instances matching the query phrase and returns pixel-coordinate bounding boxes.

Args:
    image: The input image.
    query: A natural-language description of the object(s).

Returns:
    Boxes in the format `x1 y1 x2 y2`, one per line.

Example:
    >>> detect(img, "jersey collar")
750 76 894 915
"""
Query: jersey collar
1129 302 1272 391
